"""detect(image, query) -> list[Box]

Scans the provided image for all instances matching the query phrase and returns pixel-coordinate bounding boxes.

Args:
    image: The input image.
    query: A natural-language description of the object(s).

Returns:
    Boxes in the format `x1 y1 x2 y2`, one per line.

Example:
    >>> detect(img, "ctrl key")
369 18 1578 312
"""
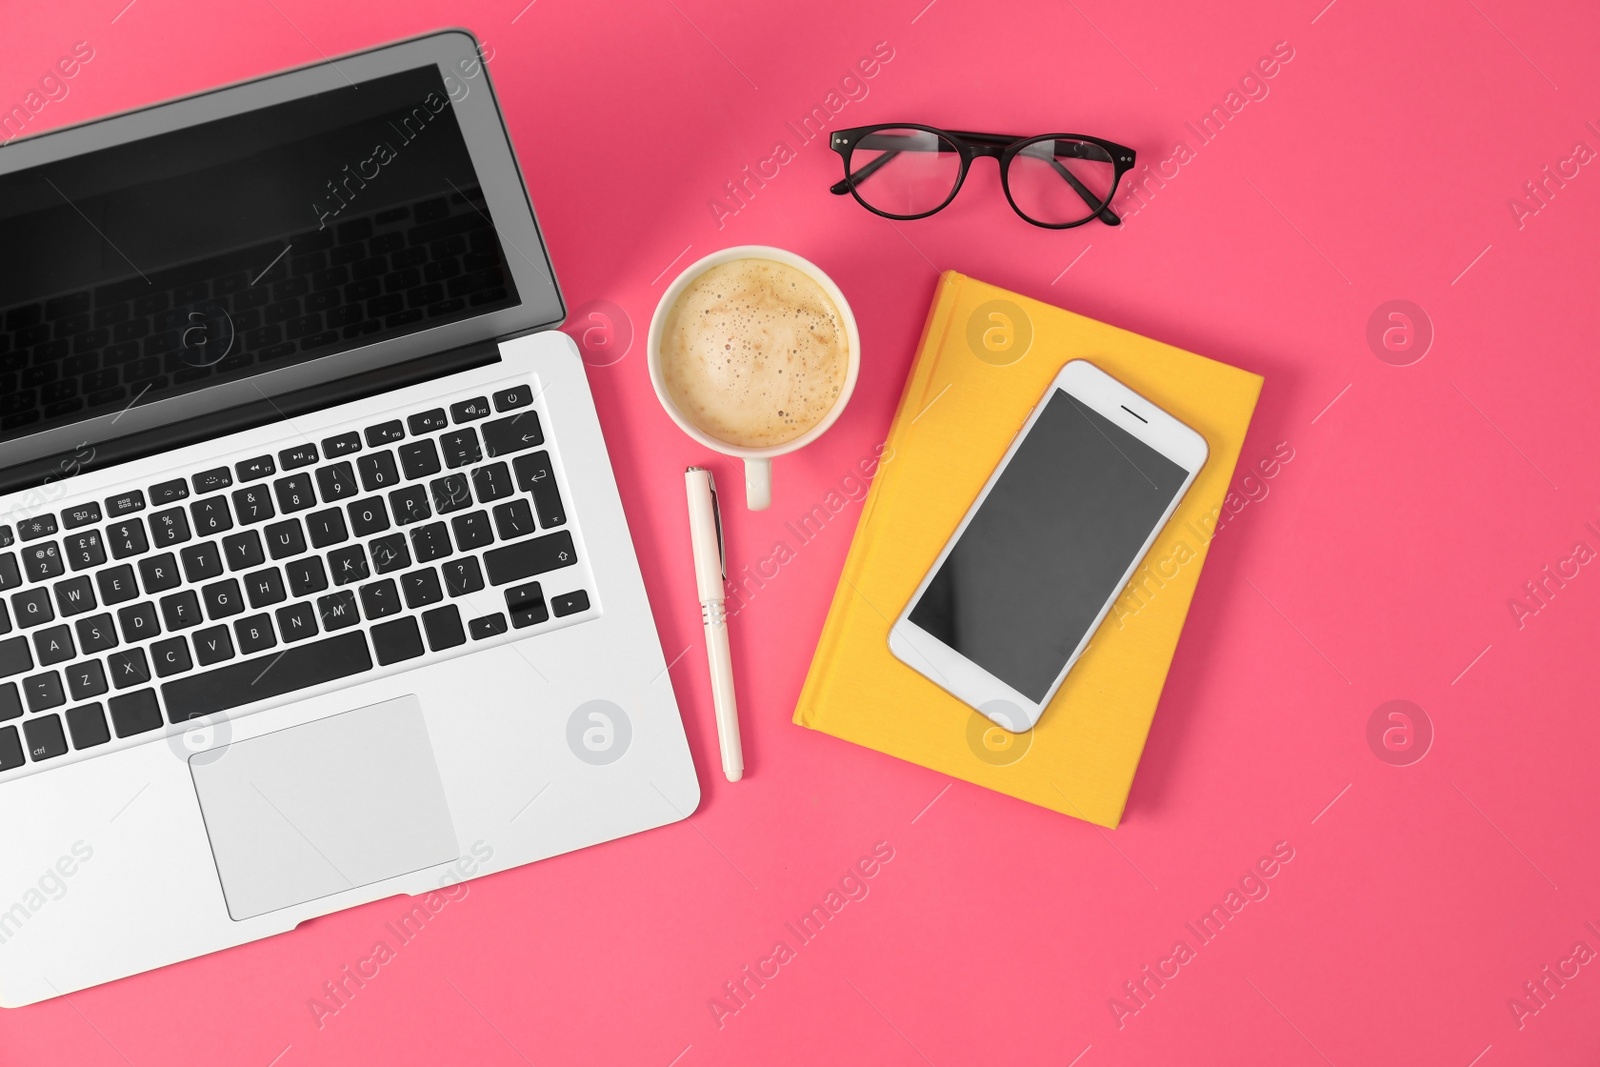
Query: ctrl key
23 714 67 761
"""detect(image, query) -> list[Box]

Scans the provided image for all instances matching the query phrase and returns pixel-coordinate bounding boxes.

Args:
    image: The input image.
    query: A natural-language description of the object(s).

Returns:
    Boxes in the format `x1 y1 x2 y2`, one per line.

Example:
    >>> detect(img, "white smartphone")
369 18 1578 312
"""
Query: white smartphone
889 360 1208 733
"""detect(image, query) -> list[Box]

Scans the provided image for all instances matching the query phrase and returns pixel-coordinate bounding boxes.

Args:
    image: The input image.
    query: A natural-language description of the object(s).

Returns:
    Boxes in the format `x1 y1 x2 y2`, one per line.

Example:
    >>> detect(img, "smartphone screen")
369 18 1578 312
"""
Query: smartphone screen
906 388 1192 702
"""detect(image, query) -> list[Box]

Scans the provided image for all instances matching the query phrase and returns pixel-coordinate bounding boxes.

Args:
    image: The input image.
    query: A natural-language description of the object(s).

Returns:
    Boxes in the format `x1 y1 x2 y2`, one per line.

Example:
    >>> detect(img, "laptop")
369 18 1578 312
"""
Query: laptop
0 30 700 1007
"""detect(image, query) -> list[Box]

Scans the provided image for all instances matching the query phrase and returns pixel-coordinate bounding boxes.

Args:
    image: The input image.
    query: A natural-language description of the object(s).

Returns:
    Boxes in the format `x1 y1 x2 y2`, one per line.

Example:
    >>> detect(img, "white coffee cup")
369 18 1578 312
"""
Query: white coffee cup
647 245 860 510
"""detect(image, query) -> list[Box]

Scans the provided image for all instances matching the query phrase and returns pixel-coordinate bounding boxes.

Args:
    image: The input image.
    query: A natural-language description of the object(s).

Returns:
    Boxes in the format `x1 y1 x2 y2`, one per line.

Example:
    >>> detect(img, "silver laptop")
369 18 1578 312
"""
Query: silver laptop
0 31 700 1007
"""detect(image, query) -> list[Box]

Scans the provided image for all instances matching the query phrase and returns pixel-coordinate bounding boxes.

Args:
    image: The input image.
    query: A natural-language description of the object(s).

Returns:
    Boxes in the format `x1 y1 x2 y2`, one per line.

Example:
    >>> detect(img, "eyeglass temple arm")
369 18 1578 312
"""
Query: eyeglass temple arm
1044 155 1121 226
829 150 900 195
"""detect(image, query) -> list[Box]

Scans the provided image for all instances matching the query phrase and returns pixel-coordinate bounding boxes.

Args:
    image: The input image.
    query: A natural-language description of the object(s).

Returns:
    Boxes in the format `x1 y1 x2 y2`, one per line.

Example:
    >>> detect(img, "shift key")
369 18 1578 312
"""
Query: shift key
484 530 577 586
512 451 566 528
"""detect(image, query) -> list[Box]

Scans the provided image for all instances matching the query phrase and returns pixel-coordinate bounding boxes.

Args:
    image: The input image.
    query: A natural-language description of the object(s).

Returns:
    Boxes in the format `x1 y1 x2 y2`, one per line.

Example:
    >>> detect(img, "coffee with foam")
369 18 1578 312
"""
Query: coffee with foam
659 259 850 449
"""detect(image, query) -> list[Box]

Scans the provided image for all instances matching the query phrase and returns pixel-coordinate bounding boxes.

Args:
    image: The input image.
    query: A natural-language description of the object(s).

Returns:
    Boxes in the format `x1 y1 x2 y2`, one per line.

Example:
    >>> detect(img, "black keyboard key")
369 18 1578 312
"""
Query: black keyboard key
66 530 106 571
408 407 448 434
108 648 152 689
399 439 442 480
0 528 10 550
514 452 567 527
0 553 18 591
66 702 110 749
442 557 484 597
450 396 490 422
360 579 401 619
234 613 276 654
13 588 54 628
370 617 424 665
244 567 286 609
150 506 192 546
440 428 481 468
316 460 359 502
22 540 64 582
431 473 472 514
117 602 160 642
421 604 465 651
181 541 224 582
306 508 349 548
556 588 595 620
191 497 233 536
317 590 360 631
193 466 232 494
0 684 16 720
223 530 265 571
279 443 319 470
193 624 234 665
75 613 117 654
505 580 549 628
139 552 181 594
348 496 390 536
62 502 101 529
54 576 96 617
107 490 146 516
369 533 411 574
323 430 362 457
401 567 443 608
160 589 203 630
484 530 578 586
469 613 508 640
107 518 149 558
492 499 536 541
149 478 189 505
329 545 369 586
493 384 533 411
236 455 276 482
482 411 544 456
365 420 404 446
24 670 65 710
286 556 328 597
274 473 316 513
202 578 244 619
152 635 192 677
411 522 452 563
164 629 372 723
259 519 302 560
109 688 162 736
34 624 74 666
231 485 274 525
67 660 107 700
389 485 431 526
18 515 57 541
0 725 21 771
358 451 401 492
23 714 67 760
97 564 139 605
472 461 512 503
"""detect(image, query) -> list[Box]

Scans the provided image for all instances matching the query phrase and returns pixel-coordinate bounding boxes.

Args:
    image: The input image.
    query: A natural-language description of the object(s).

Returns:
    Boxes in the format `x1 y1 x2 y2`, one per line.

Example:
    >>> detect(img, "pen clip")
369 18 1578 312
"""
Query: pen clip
707 472 726 580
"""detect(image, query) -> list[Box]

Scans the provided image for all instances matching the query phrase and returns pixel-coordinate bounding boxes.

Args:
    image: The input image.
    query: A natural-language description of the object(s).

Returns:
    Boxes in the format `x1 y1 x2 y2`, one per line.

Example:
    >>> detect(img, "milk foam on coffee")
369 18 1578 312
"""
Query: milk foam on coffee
660 259 849 449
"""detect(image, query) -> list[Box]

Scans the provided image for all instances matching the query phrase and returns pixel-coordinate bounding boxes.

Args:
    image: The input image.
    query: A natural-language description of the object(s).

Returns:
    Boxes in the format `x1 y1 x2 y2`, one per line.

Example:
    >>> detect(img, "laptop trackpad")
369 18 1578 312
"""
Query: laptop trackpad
190 694 459 921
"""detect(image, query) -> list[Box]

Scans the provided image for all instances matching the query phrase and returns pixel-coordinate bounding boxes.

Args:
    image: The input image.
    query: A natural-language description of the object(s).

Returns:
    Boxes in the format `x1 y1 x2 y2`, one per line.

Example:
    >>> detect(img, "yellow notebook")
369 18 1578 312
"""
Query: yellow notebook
793 272 1263 828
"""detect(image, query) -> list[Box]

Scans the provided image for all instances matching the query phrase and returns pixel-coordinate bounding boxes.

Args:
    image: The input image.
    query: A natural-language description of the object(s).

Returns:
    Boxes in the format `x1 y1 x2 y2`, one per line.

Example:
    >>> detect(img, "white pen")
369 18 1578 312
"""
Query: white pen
685 466 744 782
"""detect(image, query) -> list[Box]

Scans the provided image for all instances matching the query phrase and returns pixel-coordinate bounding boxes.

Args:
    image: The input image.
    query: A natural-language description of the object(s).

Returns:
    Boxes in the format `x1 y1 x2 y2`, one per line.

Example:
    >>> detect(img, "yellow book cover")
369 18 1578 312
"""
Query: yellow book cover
793 271 1263 827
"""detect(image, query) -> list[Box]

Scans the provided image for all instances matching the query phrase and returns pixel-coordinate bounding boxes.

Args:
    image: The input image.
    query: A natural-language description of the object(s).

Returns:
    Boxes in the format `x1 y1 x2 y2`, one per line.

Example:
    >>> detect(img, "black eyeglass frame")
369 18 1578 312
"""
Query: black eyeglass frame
828 124 1137 229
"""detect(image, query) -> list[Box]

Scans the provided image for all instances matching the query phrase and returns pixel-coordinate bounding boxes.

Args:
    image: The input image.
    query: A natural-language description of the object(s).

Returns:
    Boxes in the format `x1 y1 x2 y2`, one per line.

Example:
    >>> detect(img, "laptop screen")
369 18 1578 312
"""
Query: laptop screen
0 61 532 451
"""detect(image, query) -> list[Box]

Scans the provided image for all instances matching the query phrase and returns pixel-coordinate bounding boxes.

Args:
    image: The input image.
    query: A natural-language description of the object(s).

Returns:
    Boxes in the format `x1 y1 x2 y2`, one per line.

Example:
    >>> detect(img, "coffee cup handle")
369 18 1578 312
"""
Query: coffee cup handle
744 458 771 511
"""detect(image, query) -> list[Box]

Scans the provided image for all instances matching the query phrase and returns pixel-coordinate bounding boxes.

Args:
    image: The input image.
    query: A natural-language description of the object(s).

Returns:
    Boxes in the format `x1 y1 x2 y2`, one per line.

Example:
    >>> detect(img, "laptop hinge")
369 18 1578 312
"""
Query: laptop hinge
0 339 502 497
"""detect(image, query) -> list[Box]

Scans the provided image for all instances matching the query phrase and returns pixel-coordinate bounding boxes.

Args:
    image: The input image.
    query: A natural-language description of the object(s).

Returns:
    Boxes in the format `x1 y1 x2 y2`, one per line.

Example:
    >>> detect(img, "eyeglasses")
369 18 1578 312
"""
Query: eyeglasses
828 124 1136 229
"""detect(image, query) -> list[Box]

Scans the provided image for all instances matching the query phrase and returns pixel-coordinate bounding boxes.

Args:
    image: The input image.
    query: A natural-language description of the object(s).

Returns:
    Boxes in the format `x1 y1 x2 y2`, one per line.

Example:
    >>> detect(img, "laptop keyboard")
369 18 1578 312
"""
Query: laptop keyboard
0 187 515 439
0 379 593 776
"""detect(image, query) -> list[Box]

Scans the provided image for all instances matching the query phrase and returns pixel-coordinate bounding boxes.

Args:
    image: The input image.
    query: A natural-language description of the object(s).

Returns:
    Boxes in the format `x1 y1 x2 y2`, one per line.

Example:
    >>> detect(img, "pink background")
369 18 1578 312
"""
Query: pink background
4 0 1600 1063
